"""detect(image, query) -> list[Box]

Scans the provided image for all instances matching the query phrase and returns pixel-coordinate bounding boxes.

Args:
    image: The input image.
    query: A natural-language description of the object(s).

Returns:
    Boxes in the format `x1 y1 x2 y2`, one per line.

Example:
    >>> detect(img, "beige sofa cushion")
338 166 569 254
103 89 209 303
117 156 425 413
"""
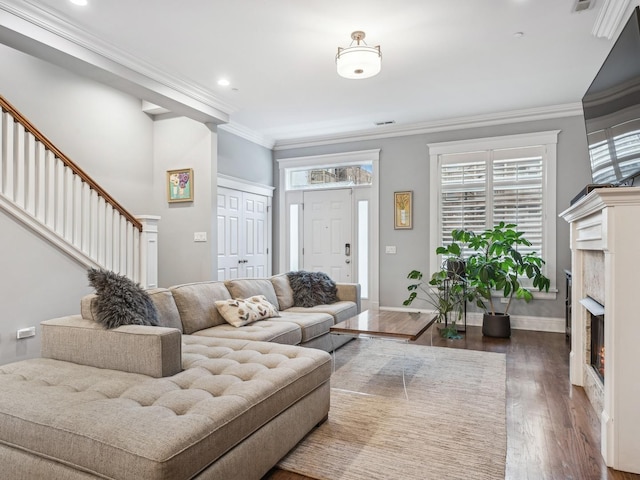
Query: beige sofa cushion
192 320 302 345
275 312 334 343
147 288 183 331
225 278 279 309
215 295 279 327
0 338 331 480
41 315 182 378
170 281 231 334
284 301 358 324
270 273 294 310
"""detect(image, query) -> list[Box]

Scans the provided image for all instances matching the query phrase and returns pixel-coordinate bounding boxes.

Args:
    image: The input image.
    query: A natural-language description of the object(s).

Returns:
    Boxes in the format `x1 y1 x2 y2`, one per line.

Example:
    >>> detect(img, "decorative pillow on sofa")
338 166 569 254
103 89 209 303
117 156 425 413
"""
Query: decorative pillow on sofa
87 268 159 329
215 295 280 327
287 270 338 308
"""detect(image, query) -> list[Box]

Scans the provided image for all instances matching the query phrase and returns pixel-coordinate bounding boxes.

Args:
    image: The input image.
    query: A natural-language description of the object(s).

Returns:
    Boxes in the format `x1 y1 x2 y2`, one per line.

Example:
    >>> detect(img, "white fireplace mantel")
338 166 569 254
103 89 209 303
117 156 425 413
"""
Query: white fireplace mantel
560 187 640 474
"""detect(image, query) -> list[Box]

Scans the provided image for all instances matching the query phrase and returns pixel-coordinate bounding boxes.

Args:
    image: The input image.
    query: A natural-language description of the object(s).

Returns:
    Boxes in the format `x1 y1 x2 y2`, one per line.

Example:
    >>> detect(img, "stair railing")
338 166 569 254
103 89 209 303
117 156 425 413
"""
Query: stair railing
0 94 158 288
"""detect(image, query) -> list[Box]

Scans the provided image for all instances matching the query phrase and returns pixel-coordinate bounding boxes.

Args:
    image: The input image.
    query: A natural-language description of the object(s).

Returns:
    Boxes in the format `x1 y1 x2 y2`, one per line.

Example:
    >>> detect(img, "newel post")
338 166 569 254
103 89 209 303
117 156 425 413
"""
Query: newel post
136 215 160 289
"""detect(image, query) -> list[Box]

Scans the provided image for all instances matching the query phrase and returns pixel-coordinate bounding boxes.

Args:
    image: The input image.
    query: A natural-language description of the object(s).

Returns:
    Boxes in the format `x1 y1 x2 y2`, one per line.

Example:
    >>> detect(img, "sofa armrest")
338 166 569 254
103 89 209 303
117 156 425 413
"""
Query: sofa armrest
336 283 361 313
41 315 182 378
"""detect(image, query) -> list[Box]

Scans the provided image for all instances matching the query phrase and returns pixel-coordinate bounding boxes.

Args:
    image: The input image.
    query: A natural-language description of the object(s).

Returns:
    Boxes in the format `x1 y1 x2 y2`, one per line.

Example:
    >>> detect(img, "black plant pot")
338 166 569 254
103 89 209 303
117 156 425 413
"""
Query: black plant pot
482 313 511 338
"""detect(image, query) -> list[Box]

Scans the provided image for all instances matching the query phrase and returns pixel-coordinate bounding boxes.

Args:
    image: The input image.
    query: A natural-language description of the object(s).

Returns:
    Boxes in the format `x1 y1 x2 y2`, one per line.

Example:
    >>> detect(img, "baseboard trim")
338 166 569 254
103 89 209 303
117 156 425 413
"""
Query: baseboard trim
379 307 564 333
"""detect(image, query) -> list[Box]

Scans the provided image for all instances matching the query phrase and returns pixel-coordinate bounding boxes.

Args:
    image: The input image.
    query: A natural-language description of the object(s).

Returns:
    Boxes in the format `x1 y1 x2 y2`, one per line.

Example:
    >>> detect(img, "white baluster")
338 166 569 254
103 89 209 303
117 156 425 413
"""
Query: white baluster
35 142 46 223
13 125 23 204
4 115 14 200
112 212 120 272
119 215 127 274
54 158 65 235
64 168 74 242
13 122 25 208
89 189 98 261
44 151 55 230
97 195 106 265
104 203 113 270
0 112 5 194
25 133 36 215
73 174 82 248
81 182 91 253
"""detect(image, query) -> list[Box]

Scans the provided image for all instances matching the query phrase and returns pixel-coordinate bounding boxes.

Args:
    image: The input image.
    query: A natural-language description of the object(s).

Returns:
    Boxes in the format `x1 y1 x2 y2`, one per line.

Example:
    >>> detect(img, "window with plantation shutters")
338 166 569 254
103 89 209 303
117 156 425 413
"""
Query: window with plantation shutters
429 131 558 295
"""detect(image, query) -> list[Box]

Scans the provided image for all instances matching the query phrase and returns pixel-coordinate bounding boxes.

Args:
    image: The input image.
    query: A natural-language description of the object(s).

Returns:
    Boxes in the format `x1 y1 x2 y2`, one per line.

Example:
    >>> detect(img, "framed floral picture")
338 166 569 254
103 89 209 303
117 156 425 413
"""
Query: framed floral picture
394 191 412 229
167 168 194 203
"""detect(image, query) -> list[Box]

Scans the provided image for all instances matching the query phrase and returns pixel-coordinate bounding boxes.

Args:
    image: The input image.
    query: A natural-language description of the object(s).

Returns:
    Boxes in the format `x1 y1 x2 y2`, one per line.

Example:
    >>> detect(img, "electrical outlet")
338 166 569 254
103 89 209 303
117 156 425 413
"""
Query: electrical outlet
385 246 397 254
17 326 36 339
500 297 509 304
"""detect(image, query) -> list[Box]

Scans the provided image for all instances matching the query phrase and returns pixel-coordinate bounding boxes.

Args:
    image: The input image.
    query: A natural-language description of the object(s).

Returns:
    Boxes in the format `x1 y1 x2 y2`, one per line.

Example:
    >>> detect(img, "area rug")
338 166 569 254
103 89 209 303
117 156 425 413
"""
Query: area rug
277 339 506 480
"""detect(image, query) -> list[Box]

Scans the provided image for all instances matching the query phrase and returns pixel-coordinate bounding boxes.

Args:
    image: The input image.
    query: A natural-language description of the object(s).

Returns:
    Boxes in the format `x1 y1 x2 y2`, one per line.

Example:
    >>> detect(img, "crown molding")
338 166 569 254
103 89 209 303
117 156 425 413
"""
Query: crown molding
0 0 235 122
273 103 583 151
592 0 633 39
218 122 275 149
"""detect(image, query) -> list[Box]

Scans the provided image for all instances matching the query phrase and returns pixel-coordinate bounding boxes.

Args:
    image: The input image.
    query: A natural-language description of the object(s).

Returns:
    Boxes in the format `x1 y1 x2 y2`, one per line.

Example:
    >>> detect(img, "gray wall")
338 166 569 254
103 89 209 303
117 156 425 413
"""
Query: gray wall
218 128 273 185
275 115 592 319
153 118 217 287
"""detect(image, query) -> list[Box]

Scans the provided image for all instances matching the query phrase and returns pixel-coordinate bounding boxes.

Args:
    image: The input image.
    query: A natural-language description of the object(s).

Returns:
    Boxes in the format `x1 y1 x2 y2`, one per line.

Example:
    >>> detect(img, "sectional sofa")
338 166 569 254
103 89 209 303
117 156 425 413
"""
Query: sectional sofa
0 273 360 480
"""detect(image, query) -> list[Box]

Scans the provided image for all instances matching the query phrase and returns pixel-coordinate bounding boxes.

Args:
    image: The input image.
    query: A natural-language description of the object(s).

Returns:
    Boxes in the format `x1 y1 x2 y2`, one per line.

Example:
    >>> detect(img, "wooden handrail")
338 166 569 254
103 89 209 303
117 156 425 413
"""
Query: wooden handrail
0 94 142 231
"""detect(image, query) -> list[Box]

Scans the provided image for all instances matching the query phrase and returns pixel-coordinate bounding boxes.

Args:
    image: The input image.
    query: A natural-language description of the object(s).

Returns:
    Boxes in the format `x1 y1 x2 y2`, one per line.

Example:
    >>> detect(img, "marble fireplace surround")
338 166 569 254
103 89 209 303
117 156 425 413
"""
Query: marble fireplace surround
560 187 640 474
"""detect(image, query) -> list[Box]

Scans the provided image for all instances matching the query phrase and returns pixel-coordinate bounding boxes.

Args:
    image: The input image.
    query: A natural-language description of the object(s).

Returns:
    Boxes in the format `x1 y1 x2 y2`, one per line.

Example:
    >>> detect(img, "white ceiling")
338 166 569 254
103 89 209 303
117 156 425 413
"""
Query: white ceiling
0 0 629 147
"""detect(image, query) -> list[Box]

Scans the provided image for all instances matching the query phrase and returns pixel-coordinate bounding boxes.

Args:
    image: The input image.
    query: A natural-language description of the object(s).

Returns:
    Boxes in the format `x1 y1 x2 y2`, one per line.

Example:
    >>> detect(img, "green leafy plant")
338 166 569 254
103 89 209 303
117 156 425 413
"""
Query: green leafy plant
446 222 550 315
403 264 469 338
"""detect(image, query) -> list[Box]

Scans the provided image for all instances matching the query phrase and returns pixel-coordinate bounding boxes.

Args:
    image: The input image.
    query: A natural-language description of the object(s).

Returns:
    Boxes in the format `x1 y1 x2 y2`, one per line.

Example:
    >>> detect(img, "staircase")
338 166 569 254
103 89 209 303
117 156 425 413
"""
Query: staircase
0 95 158 288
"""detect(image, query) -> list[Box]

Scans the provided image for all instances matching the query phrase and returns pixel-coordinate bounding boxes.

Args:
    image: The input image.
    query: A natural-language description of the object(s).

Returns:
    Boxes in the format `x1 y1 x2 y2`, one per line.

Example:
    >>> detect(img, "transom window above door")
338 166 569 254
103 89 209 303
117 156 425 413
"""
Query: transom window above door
286 164 373 190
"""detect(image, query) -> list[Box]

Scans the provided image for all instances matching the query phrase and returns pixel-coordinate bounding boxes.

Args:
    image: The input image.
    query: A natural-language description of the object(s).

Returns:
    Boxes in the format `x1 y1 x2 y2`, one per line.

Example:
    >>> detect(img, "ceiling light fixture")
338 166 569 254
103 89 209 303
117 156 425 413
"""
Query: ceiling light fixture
336 31 381 79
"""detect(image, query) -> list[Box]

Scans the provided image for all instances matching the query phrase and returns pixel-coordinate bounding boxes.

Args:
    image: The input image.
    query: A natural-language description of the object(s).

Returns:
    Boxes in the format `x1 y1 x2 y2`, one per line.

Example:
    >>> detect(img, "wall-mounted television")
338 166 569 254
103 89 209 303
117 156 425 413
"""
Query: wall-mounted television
582 6 640 186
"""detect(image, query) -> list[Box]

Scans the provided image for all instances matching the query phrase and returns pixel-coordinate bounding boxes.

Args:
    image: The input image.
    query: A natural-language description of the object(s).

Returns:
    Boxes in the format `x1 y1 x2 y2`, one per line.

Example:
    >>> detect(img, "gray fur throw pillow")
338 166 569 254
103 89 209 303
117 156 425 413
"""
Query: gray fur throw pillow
287 270 338 308
87 268 159 329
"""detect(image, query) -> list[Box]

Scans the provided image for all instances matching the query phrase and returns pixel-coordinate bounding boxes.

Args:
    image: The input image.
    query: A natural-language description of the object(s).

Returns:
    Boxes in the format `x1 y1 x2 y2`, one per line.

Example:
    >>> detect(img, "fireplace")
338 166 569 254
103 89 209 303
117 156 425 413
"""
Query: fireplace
561 187 640 474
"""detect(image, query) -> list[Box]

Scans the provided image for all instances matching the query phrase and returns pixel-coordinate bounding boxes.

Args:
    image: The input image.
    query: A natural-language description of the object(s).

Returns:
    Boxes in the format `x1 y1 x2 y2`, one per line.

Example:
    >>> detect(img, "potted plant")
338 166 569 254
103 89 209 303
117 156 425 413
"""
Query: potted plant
403 257 469 339
445 222 551 337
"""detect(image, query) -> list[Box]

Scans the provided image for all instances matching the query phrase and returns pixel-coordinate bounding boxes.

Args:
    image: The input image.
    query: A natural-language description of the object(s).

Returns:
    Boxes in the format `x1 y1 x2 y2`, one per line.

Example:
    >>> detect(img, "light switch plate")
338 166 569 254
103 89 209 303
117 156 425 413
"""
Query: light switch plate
194 232 207 242
385 246 397 254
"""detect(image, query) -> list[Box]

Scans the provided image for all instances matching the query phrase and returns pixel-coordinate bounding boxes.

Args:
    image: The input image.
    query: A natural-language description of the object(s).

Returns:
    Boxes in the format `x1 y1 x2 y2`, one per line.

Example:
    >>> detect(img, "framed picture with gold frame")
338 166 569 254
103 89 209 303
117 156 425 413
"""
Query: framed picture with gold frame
167 168 194 203
394 191 412 229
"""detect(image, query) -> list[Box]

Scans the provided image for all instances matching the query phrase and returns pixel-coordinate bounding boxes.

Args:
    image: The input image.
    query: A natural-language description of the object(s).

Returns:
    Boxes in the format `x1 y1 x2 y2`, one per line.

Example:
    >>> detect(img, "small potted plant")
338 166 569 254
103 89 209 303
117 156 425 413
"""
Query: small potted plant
447 222 550 337
403 256 469 339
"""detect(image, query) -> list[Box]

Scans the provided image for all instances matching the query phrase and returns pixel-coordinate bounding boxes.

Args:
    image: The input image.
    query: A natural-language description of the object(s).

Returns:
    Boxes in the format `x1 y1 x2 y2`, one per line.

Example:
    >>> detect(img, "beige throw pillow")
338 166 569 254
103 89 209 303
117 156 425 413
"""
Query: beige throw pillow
215 295 280 327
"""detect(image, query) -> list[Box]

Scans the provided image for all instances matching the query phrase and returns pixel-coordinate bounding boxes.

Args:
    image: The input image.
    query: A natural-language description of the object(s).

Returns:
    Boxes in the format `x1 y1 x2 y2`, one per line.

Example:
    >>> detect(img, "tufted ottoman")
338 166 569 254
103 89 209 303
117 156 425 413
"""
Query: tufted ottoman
0 337 331 480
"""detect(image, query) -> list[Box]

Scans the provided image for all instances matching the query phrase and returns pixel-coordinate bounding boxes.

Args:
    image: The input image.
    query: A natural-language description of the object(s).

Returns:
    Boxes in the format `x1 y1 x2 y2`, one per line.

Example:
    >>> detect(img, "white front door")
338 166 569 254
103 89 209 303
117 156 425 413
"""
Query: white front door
302 189 353 282
217 187 270 280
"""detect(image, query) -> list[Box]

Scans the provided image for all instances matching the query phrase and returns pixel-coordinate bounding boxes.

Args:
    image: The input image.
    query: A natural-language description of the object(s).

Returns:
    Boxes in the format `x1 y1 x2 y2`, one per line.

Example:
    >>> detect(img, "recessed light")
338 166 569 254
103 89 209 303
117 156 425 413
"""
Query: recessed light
217 79 230 87
70 0 88 5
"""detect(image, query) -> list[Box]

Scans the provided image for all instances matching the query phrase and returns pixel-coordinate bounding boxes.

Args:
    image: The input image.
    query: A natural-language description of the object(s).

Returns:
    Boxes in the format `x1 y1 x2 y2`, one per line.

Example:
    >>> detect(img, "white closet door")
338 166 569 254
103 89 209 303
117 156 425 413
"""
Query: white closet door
217 187 271 280
217 188 242 280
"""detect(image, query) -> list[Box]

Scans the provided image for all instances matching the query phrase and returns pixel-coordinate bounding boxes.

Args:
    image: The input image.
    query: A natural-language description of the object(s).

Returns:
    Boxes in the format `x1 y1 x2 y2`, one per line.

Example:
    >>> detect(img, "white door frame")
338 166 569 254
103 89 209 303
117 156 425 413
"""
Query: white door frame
277 149 380 309
217 174 274 277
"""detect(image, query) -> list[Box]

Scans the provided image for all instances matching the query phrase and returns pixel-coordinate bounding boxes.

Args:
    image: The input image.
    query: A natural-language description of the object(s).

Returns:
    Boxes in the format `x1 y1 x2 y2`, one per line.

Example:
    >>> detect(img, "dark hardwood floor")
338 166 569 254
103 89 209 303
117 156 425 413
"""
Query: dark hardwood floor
264 326 640 480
